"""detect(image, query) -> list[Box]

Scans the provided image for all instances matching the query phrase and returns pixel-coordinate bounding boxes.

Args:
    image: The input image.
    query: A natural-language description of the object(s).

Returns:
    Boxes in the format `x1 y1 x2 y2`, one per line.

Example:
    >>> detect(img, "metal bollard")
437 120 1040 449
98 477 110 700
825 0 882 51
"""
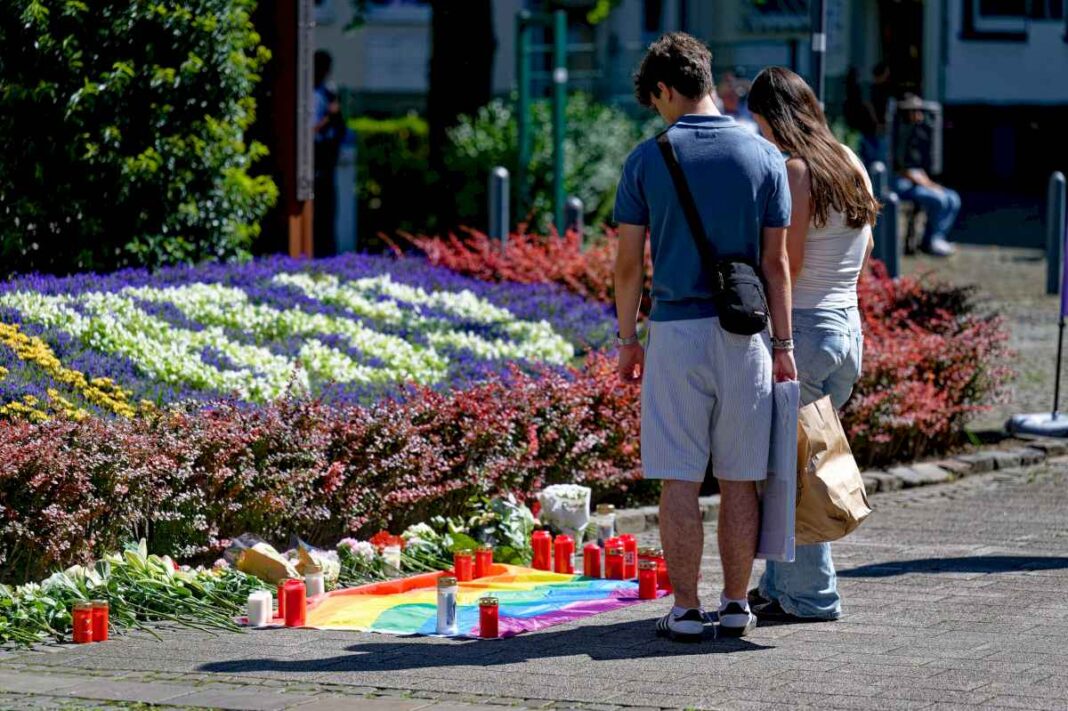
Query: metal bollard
1047 171 1066 296
488 166 510 243
882 191 902 278
564 196 584 236
869 161 889 200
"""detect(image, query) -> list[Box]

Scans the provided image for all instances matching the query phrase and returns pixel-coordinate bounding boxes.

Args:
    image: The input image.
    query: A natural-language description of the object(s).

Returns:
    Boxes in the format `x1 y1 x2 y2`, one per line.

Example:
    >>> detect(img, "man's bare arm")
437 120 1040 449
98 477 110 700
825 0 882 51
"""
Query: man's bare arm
614 223 646 338
761 225 792 340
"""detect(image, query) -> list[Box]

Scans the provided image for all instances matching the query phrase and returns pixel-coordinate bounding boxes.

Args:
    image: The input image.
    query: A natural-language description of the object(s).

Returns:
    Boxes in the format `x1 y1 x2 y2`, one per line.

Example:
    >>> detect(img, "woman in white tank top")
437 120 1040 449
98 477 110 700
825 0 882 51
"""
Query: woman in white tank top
746 67 879 622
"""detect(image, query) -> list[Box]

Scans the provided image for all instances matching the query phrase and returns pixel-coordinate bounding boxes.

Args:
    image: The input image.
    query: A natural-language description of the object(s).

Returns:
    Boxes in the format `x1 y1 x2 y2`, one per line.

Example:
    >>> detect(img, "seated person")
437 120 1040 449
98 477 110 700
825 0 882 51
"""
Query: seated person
893 95 960 257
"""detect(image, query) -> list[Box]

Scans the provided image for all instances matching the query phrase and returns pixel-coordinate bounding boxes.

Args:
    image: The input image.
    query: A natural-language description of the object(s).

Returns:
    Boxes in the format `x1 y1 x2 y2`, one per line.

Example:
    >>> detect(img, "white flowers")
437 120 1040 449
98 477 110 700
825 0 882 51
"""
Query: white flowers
337 538 376 562
0 270 575 403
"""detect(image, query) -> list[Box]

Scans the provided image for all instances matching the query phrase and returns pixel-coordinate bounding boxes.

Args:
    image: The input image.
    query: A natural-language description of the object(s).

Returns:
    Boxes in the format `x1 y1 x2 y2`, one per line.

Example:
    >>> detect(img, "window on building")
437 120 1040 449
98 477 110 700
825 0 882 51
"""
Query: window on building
641 0 665 44
366 0 430 23
315 0 337 26
1028 0 1064 18
745 0 809 32
964 0 1064 38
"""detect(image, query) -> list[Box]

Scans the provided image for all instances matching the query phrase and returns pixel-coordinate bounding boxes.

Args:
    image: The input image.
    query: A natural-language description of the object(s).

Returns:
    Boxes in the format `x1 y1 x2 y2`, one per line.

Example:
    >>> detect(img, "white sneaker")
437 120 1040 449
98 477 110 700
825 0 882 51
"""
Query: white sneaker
922 237 956 257
654 608 705 643
718 601 757 637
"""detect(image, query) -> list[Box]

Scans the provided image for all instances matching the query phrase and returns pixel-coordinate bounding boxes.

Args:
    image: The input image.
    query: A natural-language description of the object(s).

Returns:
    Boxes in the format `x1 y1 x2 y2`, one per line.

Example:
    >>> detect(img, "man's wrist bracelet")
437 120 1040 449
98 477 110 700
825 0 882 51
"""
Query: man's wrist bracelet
771 337 794 351
616 331 640 347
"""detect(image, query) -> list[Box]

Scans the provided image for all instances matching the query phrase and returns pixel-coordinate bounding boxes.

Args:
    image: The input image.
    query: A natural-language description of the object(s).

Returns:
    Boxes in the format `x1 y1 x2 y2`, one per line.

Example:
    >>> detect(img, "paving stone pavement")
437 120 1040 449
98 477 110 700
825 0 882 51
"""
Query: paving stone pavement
4 458 1068 711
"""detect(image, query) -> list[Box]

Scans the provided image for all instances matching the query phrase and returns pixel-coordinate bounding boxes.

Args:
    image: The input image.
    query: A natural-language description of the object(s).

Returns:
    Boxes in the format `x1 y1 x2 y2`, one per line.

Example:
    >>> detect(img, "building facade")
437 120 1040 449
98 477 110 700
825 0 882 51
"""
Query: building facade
317 0 1067 191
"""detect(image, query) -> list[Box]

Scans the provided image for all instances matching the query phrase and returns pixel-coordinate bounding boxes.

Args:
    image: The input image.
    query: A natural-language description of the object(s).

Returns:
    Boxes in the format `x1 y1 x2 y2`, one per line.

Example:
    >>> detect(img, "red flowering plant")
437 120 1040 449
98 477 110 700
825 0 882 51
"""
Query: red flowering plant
0 354 641 583
402 227 653 314
842 263 1013 466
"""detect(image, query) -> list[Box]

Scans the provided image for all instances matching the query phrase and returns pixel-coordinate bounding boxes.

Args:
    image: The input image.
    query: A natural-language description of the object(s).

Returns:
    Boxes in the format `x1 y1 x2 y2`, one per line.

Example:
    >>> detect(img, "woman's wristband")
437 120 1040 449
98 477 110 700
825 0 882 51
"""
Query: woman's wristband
771 337 794 352
616 331 640 347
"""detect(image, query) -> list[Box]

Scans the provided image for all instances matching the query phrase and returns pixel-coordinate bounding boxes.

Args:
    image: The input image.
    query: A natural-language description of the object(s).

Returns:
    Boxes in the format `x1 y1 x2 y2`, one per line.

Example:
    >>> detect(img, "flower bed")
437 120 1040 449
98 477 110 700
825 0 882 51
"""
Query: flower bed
0 254 612 415
0 233 1012 586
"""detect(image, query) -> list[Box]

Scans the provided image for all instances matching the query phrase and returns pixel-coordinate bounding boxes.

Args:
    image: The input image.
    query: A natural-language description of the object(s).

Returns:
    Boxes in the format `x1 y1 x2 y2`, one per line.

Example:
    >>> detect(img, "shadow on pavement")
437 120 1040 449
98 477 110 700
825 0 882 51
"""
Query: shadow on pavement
198 618 771 675
839 555 1068 578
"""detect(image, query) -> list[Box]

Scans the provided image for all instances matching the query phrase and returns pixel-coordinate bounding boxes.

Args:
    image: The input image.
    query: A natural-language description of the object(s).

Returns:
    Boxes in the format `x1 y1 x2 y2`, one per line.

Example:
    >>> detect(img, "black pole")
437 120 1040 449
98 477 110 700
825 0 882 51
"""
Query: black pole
1055 320 1065 417
810 0 827 105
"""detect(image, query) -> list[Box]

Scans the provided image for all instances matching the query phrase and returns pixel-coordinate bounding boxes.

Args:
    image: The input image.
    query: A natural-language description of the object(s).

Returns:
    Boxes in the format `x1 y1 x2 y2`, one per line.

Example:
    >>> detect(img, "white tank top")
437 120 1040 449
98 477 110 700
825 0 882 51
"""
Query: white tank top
792 146 873 310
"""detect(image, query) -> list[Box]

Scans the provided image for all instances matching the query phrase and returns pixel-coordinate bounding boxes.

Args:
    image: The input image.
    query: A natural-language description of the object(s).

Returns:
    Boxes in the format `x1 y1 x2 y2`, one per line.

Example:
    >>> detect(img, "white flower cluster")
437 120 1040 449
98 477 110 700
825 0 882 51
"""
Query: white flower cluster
0 271 575 402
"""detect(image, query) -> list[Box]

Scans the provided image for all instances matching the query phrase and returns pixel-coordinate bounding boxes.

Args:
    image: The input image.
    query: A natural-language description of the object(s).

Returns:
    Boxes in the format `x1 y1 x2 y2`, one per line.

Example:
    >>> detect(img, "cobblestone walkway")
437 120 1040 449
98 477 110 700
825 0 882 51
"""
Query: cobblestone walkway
3 458 1068 710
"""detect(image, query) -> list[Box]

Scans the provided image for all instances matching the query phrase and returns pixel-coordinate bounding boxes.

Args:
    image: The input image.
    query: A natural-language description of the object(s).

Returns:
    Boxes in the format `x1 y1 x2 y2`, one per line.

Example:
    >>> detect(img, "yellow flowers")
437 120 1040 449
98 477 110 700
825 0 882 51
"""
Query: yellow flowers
0 322 136 421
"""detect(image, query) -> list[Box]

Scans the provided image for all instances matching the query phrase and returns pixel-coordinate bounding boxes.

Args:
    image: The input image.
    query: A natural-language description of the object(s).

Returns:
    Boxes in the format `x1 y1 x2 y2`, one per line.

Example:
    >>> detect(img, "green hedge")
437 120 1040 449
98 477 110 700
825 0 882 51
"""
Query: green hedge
0 0 277 273
349 95 655 245
349 114 435 248
447 93 656 233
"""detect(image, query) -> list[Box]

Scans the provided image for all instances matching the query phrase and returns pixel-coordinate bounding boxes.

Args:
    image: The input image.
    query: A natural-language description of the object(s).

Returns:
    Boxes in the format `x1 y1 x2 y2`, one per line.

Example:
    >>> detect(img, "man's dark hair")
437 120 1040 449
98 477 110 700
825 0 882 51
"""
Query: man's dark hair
633 32 714 107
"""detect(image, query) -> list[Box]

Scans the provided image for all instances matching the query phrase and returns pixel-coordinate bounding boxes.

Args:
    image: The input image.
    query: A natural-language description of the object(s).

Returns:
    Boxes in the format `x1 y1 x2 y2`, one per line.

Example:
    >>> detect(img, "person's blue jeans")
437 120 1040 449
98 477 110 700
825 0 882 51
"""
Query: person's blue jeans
759 306 863 620
894 178 961 248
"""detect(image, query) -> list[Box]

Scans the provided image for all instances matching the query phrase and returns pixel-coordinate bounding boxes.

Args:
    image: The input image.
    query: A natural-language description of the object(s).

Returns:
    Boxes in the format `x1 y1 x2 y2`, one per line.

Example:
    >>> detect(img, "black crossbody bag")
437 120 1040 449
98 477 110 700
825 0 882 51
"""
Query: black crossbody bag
655 131 770 336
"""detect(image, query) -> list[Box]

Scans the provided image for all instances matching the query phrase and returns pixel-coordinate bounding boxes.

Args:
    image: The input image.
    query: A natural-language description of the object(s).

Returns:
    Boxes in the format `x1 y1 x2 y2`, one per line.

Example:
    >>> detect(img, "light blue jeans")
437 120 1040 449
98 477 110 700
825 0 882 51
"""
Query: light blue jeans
894 178 961 248
759 306 863 620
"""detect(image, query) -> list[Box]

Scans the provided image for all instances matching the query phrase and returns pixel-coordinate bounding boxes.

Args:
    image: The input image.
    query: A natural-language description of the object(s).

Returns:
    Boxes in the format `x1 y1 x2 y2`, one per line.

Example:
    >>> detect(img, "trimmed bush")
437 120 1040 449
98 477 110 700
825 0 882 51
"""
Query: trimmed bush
446 93 657 232
842 263 1013 466
0 0 277 273
405 227 653 312
0 354 642 583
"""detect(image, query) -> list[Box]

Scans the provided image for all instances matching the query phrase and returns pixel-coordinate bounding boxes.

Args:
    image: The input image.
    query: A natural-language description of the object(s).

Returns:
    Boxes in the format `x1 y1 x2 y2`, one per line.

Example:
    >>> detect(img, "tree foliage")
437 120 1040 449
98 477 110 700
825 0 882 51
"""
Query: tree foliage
0 0 278 273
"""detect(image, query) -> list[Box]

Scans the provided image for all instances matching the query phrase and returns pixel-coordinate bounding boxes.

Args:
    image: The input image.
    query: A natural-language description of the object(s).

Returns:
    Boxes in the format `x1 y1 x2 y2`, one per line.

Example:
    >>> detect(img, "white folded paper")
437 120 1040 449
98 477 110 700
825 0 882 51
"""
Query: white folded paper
757 379 800 563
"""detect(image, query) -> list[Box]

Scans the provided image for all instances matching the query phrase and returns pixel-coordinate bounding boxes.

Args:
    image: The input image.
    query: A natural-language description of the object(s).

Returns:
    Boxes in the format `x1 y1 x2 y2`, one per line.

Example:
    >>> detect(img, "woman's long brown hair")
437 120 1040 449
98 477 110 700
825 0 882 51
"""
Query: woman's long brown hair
747 66 879 229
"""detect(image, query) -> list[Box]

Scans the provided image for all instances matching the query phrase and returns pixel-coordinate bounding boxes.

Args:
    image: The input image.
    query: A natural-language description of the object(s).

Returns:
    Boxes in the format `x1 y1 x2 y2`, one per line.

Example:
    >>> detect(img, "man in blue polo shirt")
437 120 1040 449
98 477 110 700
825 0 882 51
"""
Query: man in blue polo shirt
613 33 795 642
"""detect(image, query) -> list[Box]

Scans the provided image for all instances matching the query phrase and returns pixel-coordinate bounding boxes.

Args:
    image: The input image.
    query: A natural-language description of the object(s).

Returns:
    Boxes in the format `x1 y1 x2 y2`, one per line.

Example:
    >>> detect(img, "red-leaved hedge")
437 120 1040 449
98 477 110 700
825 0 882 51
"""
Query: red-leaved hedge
843 262 1012 465
0 355 643 583
410 231 1013 467
401 227 652 309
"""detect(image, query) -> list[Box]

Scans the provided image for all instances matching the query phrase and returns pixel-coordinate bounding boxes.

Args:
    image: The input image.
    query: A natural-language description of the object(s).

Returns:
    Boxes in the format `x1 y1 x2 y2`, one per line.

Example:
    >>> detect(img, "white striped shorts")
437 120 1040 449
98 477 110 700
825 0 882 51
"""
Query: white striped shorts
641 317 773 482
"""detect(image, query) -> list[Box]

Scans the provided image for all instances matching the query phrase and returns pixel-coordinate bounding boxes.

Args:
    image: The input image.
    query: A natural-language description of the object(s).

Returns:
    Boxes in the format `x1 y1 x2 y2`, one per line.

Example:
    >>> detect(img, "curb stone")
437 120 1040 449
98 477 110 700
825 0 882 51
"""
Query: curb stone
612 437 1067 523
1025 438 1068 457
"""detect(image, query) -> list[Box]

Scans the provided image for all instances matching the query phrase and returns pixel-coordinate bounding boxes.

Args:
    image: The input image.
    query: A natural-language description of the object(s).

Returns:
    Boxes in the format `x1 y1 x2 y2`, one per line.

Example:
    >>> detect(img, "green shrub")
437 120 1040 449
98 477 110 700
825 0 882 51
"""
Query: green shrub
446 93 657 233
349 114 435 248
0 0 278 274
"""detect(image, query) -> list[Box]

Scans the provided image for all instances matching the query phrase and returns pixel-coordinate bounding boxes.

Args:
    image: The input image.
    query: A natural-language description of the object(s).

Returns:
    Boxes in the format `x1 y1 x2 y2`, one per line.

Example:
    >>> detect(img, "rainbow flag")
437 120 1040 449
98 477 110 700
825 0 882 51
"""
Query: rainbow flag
301 564 666 638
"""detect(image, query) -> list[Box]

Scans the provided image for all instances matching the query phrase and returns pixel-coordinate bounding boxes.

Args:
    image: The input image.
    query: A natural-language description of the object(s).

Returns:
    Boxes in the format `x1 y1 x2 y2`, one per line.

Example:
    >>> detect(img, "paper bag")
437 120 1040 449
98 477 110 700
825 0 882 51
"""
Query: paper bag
796 396 873 545
757 380 800 562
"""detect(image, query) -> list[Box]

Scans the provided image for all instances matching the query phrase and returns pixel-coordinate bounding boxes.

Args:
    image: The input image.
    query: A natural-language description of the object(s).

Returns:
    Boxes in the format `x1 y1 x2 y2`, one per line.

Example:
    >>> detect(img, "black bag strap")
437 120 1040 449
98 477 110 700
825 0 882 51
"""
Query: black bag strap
656 130 718 267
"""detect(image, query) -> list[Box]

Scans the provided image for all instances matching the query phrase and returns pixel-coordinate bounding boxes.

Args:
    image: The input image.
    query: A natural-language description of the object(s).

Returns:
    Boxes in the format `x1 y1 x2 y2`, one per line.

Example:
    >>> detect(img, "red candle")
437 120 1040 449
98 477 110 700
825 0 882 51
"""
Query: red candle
475 546 493 578
638 560 658 599
605 546 625 580
276 580 288 620
72 602 94 644
553 535 574 574
478 596 499 638
90 600 109 642
531 530 552 570
583 543 601 578
454 549 475 582
652 548 671 592
283 579 306 627
620 534 638 578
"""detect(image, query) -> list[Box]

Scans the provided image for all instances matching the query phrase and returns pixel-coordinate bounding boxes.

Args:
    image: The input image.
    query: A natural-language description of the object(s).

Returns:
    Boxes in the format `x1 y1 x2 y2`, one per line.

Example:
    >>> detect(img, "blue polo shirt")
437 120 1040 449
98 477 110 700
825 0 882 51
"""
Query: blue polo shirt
614 114 791 322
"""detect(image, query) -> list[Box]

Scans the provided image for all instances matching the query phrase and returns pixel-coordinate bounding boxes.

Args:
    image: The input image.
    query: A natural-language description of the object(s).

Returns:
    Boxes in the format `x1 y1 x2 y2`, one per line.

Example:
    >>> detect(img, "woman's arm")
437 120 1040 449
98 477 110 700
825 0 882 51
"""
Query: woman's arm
785 158 811 283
